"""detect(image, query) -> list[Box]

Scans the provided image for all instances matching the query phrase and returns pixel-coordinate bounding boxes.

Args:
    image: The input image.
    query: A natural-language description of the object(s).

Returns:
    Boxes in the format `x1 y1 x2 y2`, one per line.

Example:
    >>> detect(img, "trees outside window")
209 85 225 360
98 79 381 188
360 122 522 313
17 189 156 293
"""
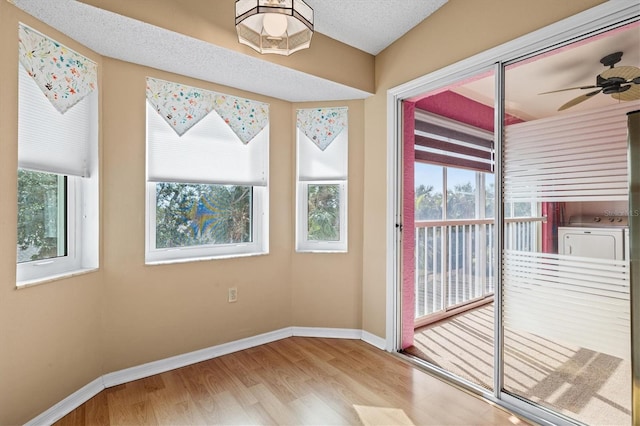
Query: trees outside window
415 164 490 221
307 184 340 241
155 183 252 249
17 170 66 263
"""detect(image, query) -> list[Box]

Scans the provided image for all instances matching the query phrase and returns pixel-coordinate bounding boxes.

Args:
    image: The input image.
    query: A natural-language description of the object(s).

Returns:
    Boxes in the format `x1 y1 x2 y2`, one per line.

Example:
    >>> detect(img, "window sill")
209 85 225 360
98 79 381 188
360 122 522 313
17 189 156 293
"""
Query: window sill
295 248 348 254
16 267 99 289
145 250 269 266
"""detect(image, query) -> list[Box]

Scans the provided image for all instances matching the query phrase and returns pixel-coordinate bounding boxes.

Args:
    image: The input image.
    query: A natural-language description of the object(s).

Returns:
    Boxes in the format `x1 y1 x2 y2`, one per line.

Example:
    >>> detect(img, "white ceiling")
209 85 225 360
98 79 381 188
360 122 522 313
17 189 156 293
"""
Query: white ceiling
11 0 639 118
10 0 448 102
451 22 640 121
306 0 448 55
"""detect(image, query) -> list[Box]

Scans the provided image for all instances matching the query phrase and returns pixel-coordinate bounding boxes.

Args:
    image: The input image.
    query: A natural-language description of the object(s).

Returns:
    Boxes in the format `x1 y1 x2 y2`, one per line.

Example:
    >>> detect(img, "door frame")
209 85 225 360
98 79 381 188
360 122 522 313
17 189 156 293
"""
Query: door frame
385 2 640 425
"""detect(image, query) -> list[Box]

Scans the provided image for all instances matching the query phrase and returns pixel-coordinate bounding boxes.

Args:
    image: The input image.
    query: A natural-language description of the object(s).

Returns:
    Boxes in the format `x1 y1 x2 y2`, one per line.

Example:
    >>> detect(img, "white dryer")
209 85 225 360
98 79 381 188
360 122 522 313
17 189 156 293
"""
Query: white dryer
558 215 628 260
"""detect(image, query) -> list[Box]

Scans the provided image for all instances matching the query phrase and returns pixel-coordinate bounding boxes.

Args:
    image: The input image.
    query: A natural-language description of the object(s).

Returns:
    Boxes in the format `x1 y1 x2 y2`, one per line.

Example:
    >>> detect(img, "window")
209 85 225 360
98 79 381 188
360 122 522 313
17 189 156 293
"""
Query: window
16 25 99 286
17 171 67 263
446 168 477 220
154 183 253 248
296 107 348 252
415 163 443 220
145 78 269 263
415 163 492 221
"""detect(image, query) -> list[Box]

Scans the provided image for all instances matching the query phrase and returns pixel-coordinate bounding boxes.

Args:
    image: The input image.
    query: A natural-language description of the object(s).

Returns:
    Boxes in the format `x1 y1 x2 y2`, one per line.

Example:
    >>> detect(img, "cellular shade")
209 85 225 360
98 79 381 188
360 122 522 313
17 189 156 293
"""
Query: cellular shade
297 128 347 181
146 101 268 186
18 65 96 177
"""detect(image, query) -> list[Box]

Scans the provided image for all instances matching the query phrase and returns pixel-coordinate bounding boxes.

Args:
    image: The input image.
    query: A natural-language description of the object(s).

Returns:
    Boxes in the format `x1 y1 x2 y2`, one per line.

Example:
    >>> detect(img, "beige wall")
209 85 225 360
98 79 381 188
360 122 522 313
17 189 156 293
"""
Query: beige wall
0 5 105 425
360 0 606 338
0 0 609 423
101 59 293 372
0 3 365 424
290 101 365 329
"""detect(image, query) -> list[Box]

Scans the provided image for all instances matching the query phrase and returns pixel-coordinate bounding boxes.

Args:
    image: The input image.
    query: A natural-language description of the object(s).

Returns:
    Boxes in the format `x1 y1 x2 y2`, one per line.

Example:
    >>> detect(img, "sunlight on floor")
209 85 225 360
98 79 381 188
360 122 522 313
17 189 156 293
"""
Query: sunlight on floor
509 414 523 424
353 405 415 426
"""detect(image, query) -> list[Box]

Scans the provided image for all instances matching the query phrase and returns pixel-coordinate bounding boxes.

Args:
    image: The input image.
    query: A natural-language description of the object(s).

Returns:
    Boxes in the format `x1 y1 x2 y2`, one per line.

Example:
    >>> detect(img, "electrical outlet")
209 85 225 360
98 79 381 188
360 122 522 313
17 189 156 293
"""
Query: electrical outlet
228 287 238 303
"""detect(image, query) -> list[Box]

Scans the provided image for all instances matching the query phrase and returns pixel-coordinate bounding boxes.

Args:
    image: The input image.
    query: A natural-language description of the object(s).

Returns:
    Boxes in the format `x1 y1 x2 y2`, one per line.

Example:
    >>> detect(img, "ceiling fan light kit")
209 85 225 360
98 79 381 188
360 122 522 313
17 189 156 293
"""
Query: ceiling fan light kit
542 51 640 111
235 0 314 56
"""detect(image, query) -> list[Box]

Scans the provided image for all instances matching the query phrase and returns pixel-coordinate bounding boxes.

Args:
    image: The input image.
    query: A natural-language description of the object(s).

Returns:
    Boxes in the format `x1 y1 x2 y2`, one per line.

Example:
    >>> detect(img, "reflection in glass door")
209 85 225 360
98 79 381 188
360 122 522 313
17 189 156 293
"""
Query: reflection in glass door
501 26 638 424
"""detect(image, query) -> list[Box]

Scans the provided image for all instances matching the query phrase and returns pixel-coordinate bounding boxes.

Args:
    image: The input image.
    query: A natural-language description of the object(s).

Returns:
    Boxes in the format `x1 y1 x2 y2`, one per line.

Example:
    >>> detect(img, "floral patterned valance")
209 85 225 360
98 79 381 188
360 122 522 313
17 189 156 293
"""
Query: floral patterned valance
213 94 269 145
297 107 348 151
145 77 269 143
18 23 97 114
146 77 216 137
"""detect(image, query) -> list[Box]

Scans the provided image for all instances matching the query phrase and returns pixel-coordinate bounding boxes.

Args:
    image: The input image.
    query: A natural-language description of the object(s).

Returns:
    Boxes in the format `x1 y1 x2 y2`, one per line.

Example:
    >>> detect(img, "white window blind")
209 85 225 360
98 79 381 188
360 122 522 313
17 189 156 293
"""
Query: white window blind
504 101 640 202
414 110 494 173
296 107 348 252
18 65 96 177
146 101 268 186
297 128 347 181
504 250 630 359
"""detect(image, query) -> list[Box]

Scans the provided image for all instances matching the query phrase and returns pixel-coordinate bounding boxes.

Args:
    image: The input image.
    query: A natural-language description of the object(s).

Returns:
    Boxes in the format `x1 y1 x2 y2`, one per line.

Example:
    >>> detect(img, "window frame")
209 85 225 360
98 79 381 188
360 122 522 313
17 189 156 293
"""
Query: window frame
295 107 349 253
415 164 495 222
16 50 99 287
16 173 86 285
145 182 268 264
296 180 348 253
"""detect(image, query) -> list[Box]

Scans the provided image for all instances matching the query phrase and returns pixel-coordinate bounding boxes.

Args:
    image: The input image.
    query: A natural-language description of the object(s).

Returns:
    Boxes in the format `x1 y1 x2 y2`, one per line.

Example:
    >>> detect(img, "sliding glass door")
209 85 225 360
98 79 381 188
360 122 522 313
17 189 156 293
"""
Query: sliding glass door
391 5 639 425
500 25 638 425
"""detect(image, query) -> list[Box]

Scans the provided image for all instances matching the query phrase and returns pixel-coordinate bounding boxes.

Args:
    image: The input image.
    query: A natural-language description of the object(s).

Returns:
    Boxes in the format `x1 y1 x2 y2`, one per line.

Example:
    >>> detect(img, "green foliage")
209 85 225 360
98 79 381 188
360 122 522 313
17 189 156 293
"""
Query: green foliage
416 172 500 221
415 184 442 220
155 183 252 248
446 182 476 219
17 169 64 262
307 184 340 241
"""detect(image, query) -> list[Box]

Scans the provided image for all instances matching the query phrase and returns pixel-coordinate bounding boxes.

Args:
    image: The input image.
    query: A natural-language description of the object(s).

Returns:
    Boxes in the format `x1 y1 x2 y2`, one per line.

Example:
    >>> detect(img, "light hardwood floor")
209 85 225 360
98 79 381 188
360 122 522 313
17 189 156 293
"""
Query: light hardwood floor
54 337 527 425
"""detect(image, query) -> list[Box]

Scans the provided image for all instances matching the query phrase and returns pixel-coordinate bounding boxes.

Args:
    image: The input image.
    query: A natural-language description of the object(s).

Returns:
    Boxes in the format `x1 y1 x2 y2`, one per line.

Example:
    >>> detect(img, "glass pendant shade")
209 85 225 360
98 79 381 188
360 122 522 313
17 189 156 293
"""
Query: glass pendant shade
235 0 314 56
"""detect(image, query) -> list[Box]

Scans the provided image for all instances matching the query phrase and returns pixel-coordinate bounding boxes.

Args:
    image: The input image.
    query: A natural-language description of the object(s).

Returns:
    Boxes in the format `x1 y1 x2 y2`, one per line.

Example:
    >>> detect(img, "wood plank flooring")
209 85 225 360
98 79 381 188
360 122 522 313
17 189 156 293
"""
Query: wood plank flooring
54 337 527 425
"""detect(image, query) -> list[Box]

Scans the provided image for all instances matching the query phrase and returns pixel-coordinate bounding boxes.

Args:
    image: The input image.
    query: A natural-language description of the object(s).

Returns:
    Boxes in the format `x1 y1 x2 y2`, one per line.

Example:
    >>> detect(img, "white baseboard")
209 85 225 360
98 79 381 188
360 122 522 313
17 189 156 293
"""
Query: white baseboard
25 326 388 425
361 330 387 350
25 377 104 426
292 326 362 339
102 327 292 388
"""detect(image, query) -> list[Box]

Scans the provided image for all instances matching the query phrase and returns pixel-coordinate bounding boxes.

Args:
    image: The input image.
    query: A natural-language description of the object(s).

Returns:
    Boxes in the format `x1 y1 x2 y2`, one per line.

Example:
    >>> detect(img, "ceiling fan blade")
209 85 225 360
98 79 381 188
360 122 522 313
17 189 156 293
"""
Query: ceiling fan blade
541 67 640 96
539 85 598 94
600 65 640 81
558 89 602 111
611 84 640 101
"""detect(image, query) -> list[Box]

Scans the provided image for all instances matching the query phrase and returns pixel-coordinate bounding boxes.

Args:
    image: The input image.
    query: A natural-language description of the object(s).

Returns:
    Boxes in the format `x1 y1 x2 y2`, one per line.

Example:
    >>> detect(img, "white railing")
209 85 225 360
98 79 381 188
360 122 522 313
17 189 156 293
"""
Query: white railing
415 217 542 319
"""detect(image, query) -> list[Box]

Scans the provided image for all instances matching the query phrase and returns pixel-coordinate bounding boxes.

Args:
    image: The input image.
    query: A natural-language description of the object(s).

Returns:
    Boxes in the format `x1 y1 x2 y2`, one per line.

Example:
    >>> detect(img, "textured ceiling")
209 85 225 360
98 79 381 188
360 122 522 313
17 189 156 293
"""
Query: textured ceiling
306 0 448 55
11 0 448 102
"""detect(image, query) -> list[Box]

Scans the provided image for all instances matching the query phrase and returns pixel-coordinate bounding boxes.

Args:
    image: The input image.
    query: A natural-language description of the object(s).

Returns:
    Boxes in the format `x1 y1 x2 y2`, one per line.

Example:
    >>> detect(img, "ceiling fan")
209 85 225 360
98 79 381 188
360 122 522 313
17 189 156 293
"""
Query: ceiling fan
541 51 640 111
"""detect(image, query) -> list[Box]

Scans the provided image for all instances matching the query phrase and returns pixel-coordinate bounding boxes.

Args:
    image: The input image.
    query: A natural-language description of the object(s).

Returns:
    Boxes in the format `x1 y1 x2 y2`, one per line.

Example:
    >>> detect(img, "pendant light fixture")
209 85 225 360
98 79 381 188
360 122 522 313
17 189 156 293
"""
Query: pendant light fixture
235 0 314 56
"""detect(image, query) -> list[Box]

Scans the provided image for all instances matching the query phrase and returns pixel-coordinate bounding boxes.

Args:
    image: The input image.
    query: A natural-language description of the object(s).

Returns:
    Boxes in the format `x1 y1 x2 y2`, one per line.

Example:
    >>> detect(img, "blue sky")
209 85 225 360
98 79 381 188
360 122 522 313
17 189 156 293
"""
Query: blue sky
414 163 481 191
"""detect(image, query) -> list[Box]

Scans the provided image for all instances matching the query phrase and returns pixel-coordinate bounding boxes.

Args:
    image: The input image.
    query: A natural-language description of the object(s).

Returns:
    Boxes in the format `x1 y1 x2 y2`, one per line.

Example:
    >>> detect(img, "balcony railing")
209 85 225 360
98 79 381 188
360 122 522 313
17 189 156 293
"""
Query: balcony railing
415 217 542 321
